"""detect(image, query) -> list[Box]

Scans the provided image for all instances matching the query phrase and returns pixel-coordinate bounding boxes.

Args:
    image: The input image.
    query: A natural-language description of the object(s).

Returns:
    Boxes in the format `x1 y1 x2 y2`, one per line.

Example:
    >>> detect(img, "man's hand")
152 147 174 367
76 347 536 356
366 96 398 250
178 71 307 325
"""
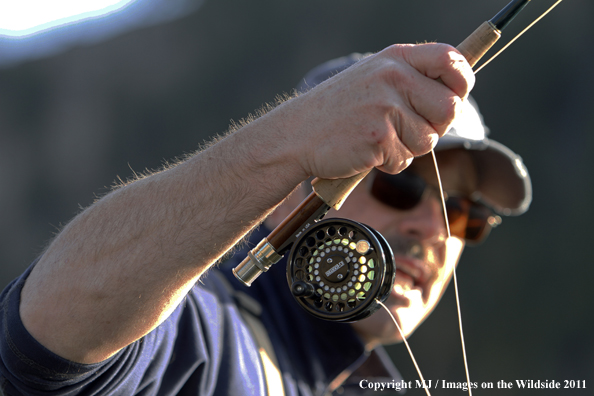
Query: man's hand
277 43 475 179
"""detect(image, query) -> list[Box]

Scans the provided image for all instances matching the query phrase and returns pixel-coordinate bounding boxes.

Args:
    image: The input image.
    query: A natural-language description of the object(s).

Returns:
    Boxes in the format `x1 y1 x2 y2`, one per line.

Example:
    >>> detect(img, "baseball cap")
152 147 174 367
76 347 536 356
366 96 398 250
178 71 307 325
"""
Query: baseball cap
296 53 532 216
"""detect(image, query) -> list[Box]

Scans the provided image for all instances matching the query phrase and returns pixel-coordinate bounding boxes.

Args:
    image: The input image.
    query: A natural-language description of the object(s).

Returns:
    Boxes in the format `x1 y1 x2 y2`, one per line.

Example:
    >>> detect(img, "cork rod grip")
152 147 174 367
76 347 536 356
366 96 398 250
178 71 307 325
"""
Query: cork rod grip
310 170 371 210
311 21 501 210
456 21 501 68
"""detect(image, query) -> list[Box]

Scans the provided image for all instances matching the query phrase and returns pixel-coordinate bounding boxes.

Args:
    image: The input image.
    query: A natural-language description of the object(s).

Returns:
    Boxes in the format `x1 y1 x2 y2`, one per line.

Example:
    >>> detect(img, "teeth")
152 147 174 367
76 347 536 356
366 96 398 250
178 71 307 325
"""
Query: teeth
394 283 411 295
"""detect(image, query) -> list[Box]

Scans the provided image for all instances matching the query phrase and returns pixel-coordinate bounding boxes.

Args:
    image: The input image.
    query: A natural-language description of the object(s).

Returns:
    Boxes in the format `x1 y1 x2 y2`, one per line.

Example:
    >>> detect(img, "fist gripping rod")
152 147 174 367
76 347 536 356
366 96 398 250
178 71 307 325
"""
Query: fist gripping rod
233 0 531 286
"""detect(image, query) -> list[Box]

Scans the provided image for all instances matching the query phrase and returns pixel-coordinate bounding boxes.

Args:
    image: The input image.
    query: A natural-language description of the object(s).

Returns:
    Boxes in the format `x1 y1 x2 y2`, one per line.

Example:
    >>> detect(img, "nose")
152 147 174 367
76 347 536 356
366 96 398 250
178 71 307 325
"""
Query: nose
396 195 447 242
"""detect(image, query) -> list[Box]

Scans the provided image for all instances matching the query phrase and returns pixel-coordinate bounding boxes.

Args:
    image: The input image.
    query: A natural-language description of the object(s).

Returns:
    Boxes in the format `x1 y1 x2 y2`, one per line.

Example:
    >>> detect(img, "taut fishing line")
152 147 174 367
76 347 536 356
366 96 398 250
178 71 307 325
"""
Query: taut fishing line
410 3 565 394
430 149 474 395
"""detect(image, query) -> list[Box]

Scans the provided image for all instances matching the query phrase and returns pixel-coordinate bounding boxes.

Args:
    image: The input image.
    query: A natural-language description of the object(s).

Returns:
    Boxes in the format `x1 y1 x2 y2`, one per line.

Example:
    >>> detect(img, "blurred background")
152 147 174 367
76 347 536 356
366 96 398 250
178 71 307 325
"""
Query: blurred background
0 0 592 394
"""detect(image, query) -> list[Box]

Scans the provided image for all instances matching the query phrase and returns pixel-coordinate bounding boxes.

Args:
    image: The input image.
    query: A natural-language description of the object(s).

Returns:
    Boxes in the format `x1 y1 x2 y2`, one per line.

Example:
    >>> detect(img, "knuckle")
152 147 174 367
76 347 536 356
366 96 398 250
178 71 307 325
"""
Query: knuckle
442 97 459 124
392 109 437 156
435 43 460 63
380 147 414 175
373 60 413 96
429 97 461 137
434 45 470 73
410 135 438 156
382 43 411 59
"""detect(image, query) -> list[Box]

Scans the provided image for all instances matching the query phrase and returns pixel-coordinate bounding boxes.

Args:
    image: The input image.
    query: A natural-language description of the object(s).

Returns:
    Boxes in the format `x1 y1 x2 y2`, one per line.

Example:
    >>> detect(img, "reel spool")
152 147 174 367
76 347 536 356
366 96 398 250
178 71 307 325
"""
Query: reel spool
286 218 396 322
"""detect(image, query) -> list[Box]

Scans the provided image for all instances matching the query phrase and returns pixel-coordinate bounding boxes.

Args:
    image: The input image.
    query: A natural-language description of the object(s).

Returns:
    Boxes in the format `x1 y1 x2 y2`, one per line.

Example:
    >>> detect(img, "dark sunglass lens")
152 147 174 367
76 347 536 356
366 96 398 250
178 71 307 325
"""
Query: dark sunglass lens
445 198 470 239
371 171 426 210
371 172 497 244
446 197 494 242
464 204 493 242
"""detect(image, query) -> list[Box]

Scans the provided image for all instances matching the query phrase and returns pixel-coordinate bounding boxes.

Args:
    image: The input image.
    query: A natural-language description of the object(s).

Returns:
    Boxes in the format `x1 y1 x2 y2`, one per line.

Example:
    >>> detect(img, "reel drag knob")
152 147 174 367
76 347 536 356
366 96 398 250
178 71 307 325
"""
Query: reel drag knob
291 280 316 298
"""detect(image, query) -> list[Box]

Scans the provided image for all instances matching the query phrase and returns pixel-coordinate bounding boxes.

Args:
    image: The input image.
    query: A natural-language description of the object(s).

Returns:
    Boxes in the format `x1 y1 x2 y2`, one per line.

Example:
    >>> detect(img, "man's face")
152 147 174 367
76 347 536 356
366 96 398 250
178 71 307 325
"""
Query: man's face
332 149 478 346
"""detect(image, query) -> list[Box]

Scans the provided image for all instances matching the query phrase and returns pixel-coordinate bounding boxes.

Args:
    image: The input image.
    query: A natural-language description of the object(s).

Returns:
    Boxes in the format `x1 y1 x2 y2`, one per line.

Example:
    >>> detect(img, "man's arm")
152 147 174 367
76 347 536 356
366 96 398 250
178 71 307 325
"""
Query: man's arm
18 43 474 364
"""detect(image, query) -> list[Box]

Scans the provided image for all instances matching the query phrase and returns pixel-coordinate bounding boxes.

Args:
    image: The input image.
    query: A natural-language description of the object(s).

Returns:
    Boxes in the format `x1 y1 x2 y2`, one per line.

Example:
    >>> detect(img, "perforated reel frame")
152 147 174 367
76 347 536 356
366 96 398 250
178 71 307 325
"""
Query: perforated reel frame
286 218 396 322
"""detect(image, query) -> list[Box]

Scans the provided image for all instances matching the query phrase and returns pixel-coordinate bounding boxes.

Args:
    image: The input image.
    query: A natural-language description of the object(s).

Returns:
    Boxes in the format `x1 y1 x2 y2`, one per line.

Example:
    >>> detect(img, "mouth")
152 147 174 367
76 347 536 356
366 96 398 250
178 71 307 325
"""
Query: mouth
391 256 427 299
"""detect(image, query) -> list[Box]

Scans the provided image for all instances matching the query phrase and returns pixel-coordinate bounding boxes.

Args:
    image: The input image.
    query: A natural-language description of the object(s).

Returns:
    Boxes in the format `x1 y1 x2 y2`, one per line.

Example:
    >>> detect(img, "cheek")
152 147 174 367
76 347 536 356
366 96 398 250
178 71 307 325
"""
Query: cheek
424 237 464 302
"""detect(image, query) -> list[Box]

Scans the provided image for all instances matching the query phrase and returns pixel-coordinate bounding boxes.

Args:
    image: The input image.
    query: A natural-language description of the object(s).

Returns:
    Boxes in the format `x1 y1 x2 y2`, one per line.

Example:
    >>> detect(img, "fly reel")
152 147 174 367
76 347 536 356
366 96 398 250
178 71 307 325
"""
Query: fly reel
286 218 395 322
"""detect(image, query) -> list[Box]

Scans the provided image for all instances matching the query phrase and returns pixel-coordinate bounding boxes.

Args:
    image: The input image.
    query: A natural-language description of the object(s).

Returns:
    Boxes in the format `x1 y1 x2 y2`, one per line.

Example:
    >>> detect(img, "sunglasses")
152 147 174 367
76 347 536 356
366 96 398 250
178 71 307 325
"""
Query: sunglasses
369 170 501 243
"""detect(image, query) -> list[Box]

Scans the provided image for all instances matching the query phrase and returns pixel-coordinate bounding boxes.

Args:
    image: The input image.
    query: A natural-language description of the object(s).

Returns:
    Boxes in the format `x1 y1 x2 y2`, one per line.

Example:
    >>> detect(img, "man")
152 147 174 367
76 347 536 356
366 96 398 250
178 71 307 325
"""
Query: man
218 54 531 395
0 45 529 395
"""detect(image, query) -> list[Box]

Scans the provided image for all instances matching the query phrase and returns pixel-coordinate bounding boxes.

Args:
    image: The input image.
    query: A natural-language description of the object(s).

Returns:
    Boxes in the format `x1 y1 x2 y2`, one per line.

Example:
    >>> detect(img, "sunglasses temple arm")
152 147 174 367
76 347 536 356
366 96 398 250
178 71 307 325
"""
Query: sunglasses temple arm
233 0 530 287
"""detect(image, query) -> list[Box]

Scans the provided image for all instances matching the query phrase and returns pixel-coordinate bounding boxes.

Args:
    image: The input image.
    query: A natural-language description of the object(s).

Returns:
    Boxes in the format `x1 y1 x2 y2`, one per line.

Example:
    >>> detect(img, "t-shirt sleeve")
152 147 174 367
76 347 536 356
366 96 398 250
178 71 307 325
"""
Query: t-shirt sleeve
1 263 265 396
0 264 185 396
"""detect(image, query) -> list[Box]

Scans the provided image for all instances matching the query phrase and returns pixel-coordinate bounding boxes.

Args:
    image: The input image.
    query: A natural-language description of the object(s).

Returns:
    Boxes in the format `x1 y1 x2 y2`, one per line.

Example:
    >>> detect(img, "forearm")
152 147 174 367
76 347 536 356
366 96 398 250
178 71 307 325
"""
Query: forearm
20 111 307 364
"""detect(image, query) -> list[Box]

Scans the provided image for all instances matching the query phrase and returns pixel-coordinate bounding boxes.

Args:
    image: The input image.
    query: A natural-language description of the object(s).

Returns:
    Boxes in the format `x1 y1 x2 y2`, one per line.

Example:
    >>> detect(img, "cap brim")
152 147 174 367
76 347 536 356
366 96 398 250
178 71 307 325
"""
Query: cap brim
435 135 532 216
